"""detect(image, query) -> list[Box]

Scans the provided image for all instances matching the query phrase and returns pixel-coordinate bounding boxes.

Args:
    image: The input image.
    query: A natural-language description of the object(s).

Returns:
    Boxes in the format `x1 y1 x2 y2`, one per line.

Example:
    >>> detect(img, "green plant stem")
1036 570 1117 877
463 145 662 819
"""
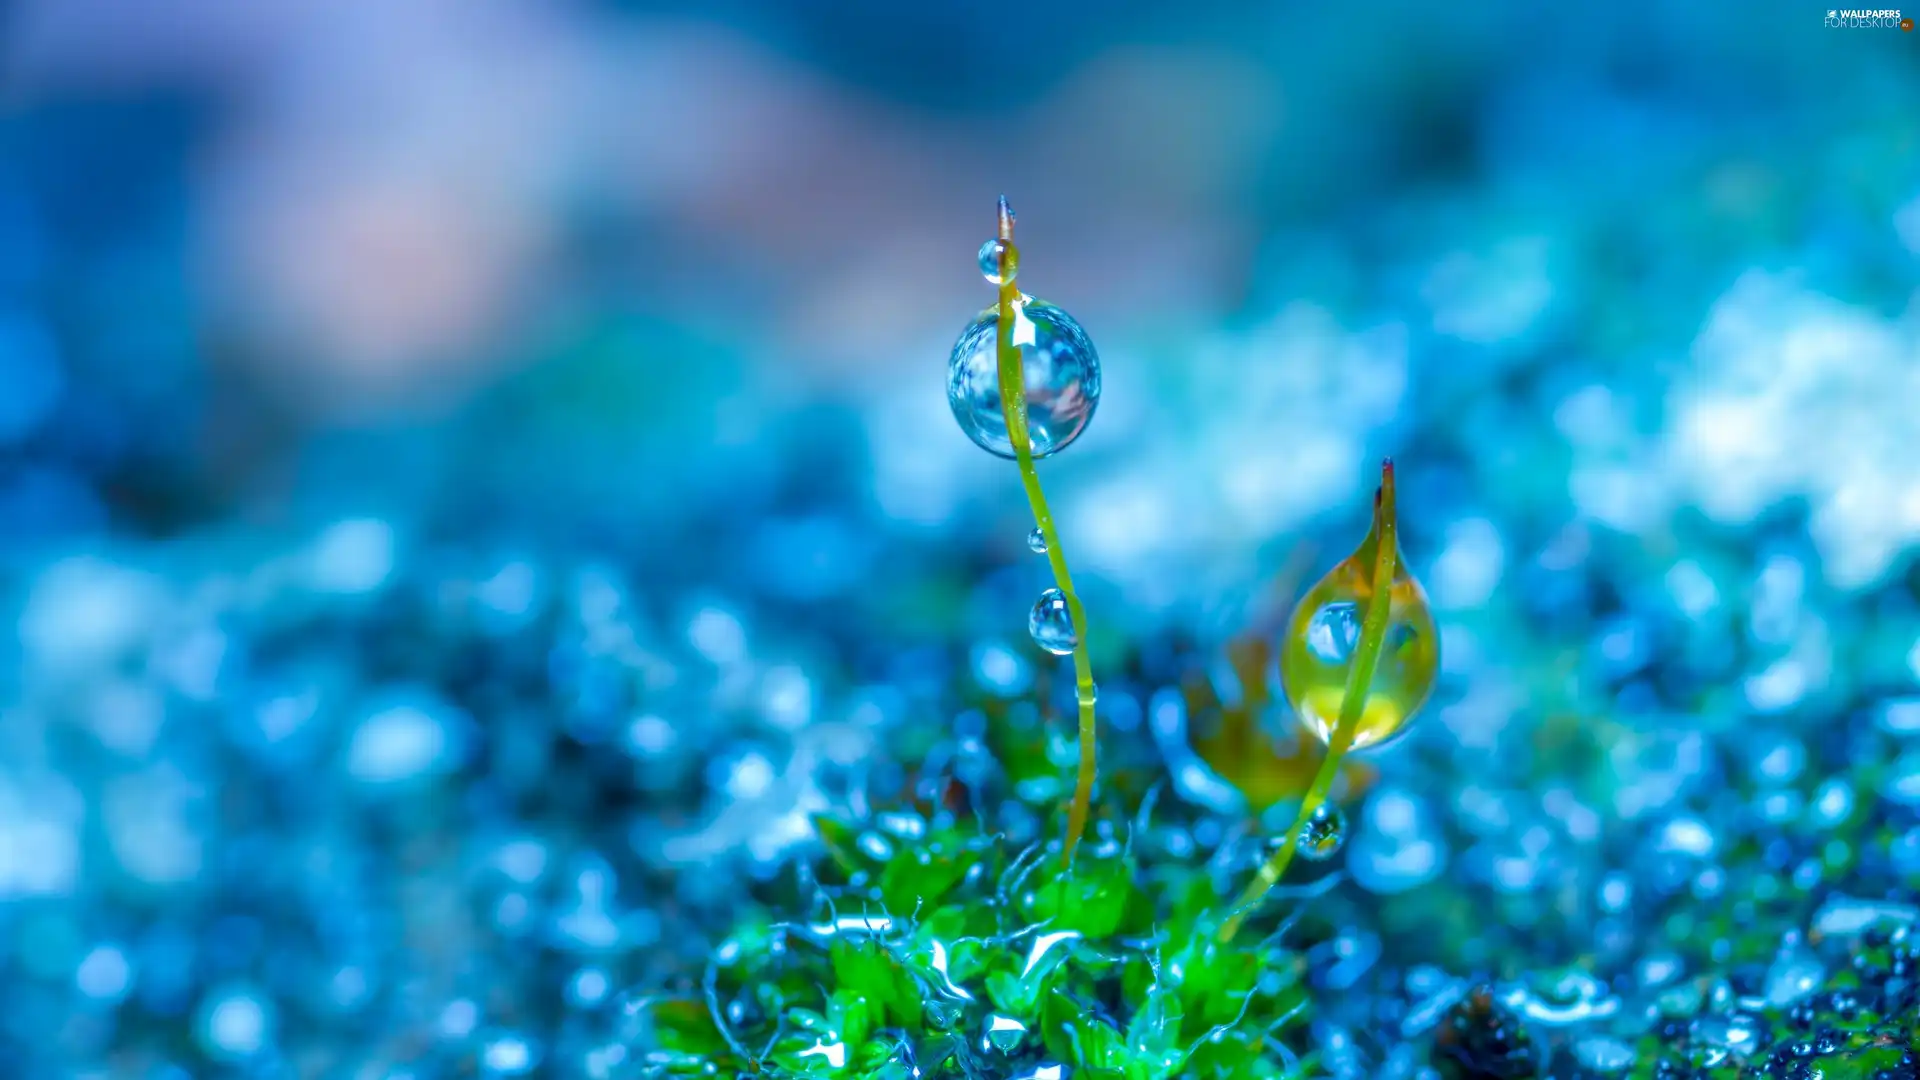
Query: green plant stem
992 197 1098 870
1219 467 1400 943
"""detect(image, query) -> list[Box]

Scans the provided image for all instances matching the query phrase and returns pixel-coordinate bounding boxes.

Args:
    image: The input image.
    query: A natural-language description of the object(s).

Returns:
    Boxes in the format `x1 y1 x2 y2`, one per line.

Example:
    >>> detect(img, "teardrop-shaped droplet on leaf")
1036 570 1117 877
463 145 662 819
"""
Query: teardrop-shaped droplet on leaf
1028 588 1078 655
1279 464 1438 751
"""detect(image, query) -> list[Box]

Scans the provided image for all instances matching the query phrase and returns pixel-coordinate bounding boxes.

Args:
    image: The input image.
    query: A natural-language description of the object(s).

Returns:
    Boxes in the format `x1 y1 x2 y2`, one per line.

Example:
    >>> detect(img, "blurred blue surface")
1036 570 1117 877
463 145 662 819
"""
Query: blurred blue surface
4 0 1920 1075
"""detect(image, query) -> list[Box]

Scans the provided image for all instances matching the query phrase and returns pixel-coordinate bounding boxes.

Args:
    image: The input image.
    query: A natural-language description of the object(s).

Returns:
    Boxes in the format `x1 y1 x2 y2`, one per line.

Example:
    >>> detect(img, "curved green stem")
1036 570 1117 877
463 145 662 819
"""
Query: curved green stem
992 197 1099 869
1219 463 1400 942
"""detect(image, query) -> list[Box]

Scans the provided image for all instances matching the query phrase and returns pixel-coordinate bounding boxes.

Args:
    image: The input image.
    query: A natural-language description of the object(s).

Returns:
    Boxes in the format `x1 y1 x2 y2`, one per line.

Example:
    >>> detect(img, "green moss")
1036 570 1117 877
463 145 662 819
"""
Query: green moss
635 812 1314 1079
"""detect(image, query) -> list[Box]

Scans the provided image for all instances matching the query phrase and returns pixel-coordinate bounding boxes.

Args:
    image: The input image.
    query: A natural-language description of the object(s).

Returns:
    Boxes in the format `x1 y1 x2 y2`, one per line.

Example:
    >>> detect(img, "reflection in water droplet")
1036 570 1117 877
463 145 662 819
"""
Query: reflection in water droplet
979 239 1019 285
1028 589 1077 655
1297 804 1349 861
948 299 1101 460
1305 602 1361 664
1027 527 1048 554
1280 484 1439 751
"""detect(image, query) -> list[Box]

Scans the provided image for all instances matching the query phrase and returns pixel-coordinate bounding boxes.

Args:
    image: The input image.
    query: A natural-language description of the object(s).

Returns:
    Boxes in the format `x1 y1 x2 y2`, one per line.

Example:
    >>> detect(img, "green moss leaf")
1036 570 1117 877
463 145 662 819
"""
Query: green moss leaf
1022 849 1137 939
985 929 1082 1018
1124 984 1189 1080
878 836 975 913
830 939 923 1032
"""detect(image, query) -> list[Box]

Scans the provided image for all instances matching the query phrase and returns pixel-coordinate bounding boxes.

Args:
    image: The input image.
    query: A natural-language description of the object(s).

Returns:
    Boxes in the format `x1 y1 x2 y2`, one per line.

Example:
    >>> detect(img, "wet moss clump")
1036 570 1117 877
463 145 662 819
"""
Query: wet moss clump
634 807 1318 1079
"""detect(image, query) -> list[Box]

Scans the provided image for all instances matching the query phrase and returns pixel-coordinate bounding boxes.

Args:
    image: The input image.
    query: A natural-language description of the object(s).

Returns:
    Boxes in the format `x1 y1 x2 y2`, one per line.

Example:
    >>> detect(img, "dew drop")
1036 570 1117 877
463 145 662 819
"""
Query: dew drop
1297 804 1348 861
1026 527 1048 555
979 239 1019 285
1028 589 1077 655
1280 464 1438 751
947 299 1101 460
982 1014 1027 1053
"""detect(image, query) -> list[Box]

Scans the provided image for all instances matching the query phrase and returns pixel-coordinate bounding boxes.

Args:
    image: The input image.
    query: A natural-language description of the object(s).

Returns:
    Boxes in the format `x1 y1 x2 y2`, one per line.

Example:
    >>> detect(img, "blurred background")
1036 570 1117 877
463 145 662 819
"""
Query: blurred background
5 0 1920 1076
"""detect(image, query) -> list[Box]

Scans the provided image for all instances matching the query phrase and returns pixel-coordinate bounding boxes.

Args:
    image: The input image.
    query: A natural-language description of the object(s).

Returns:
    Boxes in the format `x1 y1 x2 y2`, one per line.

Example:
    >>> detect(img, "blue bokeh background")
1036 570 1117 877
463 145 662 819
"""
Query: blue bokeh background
5 1 1920 1076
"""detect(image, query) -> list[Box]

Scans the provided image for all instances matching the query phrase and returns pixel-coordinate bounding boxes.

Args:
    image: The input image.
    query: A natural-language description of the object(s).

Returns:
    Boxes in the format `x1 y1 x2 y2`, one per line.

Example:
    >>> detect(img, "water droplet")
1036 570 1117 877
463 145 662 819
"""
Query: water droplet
1499 969 1619 1028
1297 804 1348 860
1026 527 1048 554
1686 1013 1765 1068
1280 464 1438 751
947 299 1101 460
982 1013 1028 1053
1028 589 1077 655
1573 1035 1636 1075
1764 943 1824 1007
979 239 1019 284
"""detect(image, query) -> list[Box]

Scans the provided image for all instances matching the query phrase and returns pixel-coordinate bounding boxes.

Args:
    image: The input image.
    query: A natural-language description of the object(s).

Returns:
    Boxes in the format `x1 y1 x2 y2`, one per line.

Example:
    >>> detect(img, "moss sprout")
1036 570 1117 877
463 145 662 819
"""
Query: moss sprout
986 197 1102 868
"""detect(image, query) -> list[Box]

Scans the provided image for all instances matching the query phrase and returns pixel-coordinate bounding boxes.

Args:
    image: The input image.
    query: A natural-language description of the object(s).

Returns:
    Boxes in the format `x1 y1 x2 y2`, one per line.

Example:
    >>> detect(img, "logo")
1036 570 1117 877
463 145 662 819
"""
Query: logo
1827 7 1906 25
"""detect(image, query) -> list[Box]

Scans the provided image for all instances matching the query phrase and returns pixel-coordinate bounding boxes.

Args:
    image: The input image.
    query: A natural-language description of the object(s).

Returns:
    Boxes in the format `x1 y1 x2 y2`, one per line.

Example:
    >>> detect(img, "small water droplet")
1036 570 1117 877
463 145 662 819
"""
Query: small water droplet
982 1013 1027 1053
948 299 1101 460
1028 589 1077 655
1026 527 1048 554
1280 464 1438 751
979 239 1019 285
1297 804 1348 861
1686 1012 1766 1068
1573 1035 1636 1075
1499 969 1619 1028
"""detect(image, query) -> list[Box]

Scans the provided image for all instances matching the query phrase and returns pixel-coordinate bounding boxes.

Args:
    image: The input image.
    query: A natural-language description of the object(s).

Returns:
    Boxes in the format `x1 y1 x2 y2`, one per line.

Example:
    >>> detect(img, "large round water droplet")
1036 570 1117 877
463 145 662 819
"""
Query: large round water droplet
1282 554 1438 751
1028 589 1077 655
979 239 1019 285
1297 804 1348 860
948 300 1101 460
1026 527 1048 555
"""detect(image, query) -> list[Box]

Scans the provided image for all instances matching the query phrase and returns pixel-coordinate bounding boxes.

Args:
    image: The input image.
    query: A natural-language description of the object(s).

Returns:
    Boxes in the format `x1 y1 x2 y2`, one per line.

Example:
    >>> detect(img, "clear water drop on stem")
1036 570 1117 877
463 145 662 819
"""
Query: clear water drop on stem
1028 588 1077 655
1026 528 1048 554
1280 463 1439 751
979 239 1019 285
1297 804 1348 860
948 299 1101 460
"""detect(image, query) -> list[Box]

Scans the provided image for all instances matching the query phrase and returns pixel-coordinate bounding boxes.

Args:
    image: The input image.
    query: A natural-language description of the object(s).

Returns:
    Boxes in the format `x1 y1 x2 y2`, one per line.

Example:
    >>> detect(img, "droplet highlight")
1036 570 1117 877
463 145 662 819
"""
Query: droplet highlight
1028 588 1077 655
979 239 1019 285
947 299 1101 460
1297 803 1348 861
